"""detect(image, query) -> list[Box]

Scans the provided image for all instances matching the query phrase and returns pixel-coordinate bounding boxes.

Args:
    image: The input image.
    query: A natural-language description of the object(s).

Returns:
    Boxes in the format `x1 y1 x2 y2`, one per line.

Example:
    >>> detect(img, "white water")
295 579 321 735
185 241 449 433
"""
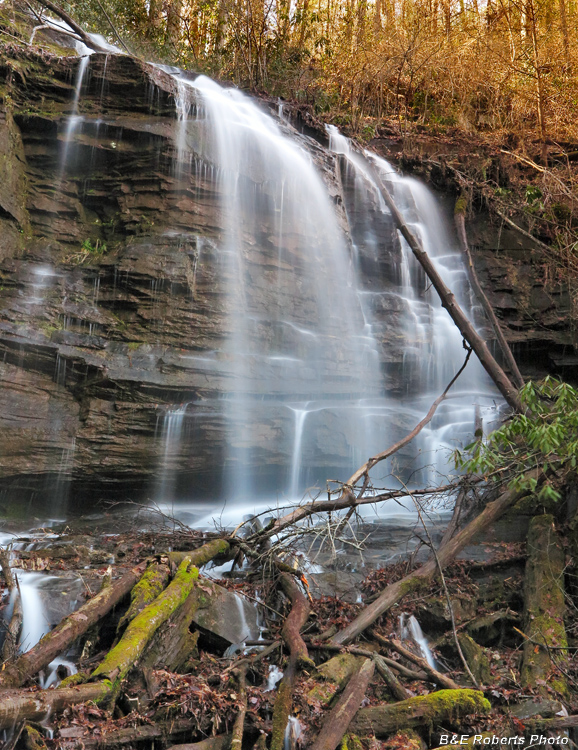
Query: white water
169 73 386 503
266 664 284 691
400 613 436 669
284 716 302 750
155 404 189 503
327 126 502 485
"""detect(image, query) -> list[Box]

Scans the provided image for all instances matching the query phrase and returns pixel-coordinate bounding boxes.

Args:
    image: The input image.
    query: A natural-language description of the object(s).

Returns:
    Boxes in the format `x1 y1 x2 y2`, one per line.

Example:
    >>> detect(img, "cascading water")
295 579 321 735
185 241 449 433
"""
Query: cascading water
327 126 502 486
169 73 387 503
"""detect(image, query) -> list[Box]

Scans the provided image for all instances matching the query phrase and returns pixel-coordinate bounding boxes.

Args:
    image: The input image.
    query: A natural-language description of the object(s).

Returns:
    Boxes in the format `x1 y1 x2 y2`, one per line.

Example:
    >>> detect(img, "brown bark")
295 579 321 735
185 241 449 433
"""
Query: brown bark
168 739 232 750
351 689 490 737
0 563 147 689
375 635 459 690
270 573 312 750
2 549 22 662
454 201 524 390
58 719 220 748
309 658 375 750
330 469 538 645
367 160 523 413
230 666 248 750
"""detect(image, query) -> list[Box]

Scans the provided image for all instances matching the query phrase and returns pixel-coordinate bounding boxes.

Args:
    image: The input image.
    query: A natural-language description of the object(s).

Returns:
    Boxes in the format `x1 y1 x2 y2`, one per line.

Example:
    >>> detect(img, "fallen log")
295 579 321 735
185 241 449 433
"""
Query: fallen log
0 683 109 729
2 550 22 662
270 573 312 750
230 666 248 750
57 716 203 747
520 514 567 694
117 560 170 634
366 158 523 413
330 469 539 645
168 737 231 750
309 658 375 750
92 540 230 695
0 562 148 689
351 689 491 737
372 654 410 700
374 634 459 690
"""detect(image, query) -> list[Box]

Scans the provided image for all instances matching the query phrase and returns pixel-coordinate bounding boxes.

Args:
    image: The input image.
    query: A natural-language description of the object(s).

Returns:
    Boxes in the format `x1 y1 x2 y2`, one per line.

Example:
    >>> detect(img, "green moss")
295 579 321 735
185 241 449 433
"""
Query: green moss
60 671 88 688
341 734 363 750
454 194 468 215
117 562 170 633
92 557 201 697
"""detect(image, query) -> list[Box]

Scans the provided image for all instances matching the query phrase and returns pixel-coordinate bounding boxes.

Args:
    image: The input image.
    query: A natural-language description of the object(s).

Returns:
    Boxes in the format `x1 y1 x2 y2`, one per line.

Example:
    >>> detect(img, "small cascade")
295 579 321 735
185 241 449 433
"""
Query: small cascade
53 438 77 517
156 405 188 503
265 664 284 691
288 406 309 499
400 613 436 669
58 55 90 182
284 716 302 750
16 571 82 686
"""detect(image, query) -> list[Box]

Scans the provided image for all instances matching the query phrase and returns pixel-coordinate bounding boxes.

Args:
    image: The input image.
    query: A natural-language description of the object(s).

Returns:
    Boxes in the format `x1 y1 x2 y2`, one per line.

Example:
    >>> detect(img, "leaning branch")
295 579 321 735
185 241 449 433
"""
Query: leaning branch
454 196 524 390
330 467 540 645
345 345 473 488
30 0 109 52
366 157 523 413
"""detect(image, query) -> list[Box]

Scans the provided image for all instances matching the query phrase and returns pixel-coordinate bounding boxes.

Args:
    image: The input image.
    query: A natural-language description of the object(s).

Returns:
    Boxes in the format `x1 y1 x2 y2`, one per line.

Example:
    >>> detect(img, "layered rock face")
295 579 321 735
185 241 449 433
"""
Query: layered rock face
0 47 573 514
0 51 401 509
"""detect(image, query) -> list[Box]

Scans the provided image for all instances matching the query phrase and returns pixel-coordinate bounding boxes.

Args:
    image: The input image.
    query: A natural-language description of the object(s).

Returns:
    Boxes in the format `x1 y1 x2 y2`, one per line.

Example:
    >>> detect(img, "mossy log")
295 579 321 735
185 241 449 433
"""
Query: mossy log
331 471 538 645
520 514 567 694
308 653 366 707
0 562 148 689
92 541 229 693
22 725 48 750
351 689 491 738
309 657 375 750
457 634 491 685
0 683 109 729
270 572 312 750
117 561 171 634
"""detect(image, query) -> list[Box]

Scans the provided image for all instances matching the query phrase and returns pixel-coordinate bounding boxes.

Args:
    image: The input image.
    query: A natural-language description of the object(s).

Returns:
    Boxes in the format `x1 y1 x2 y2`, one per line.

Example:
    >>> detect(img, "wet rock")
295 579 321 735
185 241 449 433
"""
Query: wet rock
509 698 564 720
417 595 478 631
191 580 259 649
457 633 491 684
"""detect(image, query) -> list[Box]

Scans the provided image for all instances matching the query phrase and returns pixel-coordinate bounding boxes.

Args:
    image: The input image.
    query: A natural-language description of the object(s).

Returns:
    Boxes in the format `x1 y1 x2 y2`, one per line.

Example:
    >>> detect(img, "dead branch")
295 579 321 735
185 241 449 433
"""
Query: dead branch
455 198 524 390
230 666 248 750
330 467 540 645
366 156 523 413
1 547 22 663
371 654 410 700
309 658 375 750
0 683 109 729
344 345 473 488
375 634 459 690
29 0 110 52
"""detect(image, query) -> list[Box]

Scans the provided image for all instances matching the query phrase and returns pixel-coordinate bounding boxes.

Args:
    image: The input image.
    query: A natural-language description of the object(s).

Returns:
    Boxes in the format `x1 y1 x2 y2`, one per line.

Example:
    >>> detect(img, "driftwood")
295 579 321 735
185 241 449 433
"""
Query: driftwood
375 634 459 690
0 562 147 689
366 159 523 413
520 514 567 692
270 573 312 750
309 658 375 750
330 468 539 645
351 689 490 737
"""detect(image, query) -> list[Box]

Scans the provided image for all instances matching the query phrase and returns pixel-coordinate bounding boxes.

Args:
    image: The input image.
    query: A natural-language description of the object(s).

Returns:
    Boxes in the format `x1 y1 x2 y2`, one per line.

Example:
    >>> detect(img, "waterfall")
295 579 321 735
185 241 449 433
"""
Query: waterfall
169 73 387 503
156 404 189 503
327 127 501 485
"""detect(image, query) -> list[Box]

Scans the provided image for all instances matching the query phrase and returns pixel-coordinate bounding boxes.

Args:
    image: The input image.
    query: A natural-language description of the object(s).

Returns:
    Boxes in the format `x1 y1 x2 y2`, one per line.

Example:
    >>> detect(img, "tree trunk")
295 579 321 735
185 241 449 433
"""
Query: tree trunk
309 659 375 750
0 563 147 689
520 515 567 693
351 689 490 737
367 160 523 413
330 469 538 645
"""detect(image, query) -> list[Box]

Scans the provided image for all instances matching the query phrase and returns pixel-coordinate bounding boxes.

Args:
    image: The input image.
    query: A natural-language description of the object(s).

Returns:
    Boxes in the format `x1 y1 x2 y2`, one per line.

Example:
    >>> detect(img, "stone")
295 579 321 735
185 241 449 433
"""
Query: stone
191 580 260 649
